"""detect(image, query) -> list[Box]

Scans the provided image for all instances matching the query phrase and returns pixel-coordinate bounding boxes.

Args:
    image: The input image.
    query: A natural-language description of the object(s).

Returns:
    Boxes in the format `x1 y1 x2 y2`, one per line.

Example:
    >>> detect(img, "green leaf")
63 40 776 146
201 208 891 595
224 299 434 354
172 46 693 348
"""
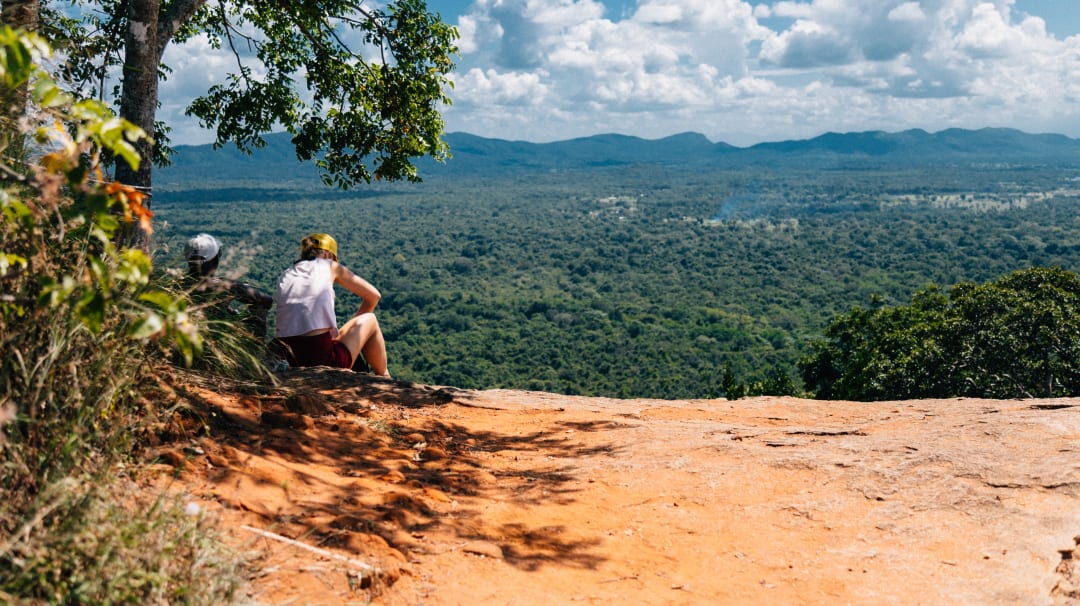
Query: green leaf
38 275 78 308
129 313 164 340
116 248 153 285
76 289 107 334
0 252 27 276
31 74 71 108
0 197 32 228
138 290 181 311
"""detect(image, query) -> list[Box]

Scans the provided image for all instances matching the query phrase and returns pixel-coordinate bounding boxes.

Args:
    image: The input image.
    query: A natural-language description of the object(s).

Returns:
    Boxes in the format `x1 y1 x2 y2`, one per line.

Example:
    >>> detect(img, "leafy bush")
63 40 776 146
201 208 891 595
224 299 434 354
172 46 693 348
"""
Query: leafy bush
158 269 274 379
0 27 244 604
1 480 245 605
800 266 1080 400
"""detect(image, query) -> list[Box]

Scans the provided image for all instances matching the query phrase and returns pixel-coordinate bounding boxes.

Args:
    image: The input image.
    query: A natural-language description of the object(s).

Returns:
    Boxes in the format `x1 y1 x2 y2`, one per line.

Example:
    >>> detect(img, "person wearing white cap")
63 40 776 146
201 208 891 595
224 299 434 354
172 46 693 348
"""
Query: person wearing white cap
272 233 390 377
183 233 273 338
184 233 223 277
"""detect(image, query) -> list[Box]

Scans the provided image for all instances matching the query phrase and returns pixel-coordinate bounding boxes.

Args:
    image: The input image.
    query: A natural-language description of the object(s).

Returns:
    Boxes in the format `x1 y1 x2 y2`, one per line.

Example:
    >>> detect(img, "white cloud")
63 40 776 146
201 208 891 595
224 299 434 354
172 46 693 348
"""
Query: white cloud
451 0 768 130
956 2 1040 57
453 67 551 106
768 1 817 19
759 19 852 67
151 0 1080 148
159 34 245 145
888 2 925 23
456 15 482 54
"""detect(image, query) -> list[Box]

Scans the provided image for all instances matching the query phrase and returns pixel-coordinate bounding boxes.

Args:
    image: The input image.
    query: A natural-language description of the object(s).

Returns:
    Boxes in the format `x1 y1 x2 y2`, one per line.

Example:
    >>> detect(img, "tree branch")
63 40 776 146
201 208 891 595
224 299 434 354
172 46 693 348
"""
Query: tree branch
157 0 210 57
0 161 31 186
239 524 381 575
214 0 251 84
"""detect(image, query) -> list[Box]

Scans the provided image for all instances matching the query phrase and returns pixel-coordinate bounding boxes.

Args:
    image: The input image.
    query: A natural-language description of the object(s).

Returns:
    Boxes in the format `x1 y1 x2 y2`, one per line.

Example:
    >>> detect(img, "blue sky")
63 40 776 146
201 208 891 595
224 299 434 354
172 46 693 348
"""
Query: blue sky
1014 0 1078 37
160 1 1080 147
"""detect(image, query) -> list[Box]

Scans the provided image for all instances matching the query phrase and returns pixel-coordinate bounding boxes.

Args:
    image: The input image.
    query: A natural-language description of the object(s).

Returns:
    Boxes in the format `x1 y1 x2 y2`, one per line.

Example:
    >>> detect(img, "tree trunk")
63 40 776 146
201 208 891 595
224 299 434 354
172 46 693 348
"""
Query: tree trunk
114 0 160 249
0 0 40 163
112 0 204 249
0 0 37 28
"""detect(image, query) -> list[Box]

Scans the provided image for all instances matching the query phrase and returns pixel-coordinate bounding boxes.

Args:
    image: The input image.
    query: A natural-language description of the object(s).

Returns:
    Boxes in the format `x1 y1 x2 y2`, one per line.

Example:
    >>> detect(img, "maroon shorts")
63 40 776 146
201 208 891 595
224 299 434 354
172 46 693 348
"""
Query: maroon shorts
274 332 352 368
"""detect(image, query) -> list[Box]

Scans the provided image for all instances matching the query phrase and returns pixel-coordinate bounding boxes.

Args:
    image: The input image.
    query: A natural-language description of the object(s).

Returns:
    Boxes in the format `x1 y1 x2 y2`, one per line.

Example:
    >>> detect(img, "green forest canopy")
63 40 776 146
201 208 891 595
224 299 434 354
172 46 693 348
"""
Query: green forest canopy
800 266 1080 400
155 161 1080 400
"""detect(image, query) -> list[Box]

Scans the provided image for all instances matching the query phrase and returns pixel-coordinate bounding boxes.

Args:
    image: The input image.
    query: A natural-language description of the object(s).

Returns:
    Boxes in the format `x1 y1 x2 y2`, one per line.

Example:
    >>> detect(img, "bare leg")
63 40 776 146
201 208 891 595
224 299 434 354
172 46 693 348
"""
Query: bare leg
338 312 390 376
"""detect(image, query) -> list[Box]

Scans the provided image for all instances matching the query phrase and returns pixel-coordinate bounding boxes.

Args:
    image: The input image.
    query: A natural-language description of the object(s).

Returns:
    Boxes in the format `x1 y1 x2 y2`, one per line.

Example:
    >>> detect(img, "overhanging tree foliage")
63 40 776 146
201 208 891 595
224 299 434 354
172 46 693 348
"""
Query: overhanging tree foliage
799 266 1080 400
186 0 457 188
37 0 457 202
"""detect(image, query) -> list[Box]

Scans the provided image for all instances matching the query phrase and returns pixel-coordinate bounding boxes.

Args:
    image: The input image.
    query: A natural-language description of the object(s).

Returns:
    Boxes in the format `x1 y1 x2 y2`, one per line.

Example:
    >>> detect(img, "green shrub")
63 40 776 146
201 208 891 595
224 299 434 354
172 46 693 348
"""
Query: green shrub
0 27 244 604
800 267 1080 400
0 480 246 605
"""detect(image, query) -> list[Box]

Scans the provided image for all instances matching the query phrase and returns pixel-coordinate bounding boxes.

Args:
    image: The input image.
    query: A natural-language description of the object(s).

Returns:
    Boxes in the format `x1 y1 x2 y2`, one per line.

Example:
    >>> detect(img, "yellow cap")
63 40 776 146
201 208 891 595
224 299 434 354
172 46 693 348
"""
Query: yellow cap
301 233 338 259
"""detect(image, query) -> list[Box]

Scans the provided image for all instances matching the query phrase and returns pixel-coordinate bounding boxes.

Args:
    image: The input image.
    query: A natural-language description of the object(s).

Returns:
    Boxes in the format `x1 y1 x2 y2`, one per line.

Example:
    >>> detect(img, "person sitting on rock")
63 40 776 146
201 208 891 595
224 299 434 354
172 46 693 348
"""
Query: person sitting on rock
271 233 390 377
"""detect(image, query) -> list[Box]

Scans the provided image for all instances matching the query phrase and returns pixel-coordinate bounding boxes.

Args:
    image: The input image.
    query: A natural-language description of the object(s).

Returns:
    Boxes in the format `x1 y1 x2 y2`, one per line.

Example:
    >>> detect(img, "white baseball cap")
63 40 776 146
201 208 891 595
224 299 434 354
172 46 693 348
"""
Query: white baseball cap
184 233 221 261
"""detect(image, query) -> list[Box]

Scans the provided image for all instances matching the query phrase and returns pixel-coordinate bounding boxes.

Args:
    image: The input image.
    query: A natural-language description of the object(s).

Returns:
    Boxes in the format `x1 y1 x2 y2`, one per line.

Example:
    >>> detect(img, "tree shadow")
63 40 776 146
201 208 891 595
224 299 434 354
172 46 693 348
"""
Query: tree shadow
163 367 620 577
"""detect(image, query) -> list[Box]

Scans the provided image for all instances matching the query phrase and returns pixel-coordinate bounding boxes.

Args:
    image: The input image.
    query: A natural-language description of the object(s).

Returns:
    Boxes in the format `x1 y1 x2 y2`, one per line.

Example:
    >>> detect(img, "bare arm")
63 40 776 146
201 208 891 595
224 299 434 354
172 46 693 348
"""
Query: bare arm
330 261 381 314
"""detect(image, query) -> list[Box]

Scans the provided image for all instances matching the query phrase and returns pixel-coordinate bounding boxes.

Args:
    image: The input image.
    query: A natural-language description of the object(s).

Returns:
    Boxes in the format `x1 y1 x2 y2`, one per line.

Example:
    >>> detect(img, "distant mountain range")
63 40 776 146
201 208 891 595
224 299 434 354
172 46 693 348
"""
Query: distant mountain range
155 127 1080 189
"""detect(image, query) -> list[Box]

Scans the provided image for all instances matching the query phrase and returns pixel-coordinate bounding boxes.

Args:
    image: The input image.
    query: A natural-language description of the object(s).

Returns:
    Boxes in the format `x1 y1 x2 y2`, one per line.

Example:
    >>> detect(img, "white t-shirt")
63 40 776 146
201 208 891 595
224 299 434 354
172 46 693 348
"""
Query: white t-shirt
274 258 339 338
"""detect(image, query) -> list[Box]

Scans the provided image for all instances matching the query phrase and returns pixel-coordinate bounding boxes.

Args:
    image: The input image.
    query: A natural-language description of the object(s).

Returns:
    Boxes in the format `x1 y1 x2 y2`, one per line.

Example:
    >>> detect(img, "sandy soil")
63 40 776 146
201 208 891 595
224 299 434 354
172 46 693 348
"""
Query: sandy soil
149 367 1080 606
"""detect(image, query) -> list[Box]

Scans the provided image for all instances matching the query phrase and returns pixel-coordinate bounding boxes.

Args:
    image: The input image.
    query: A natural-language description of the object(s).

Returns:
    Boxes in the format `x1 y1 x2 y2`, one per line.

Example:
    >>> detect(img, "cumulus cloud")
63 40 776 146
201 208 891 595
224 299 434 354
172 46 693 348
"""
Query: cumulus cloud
152 0 1080 148
453 67 551 106
159 34 244 145
441 0 1080 145
453 0 767 126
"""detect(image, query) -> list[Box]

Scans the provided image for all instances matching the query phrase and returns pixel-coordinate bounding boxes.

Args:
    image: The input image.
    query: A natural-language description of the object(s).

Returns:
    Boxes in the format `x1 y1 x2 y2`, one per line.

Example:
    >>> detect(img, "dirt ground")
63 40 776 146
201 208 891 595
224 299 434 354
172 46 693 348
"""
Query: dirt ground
150 367 1080 606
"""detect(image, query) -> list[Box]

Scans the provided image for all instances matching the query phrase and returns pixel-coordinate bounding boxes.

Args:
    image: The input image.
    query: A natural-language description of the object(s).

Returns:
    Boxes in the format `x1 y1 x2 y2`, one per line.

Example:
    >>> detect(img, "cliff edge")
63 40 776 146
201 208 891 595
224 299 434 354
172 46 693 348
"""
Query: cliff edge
151 367 1080 605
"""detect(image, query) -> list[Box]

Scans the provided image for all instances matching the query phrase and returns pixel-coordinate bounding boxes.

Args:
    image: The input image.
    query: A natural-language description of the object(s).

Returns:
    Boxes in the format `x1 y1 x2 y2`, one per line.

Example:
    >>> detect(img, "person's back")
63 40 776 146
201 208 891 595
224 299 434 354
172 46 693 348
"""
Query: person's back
274 257 338 339
271 233 390 376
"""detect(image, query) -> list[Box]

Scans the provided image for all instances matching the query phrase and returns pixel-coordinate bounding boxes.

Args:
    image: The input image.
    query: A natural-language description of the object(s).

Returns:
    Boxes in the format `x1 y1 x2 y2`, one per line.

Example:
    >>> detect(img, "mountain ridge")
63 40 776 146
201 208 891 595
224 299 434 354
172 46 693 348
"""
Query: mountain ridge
156 127 1080 188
